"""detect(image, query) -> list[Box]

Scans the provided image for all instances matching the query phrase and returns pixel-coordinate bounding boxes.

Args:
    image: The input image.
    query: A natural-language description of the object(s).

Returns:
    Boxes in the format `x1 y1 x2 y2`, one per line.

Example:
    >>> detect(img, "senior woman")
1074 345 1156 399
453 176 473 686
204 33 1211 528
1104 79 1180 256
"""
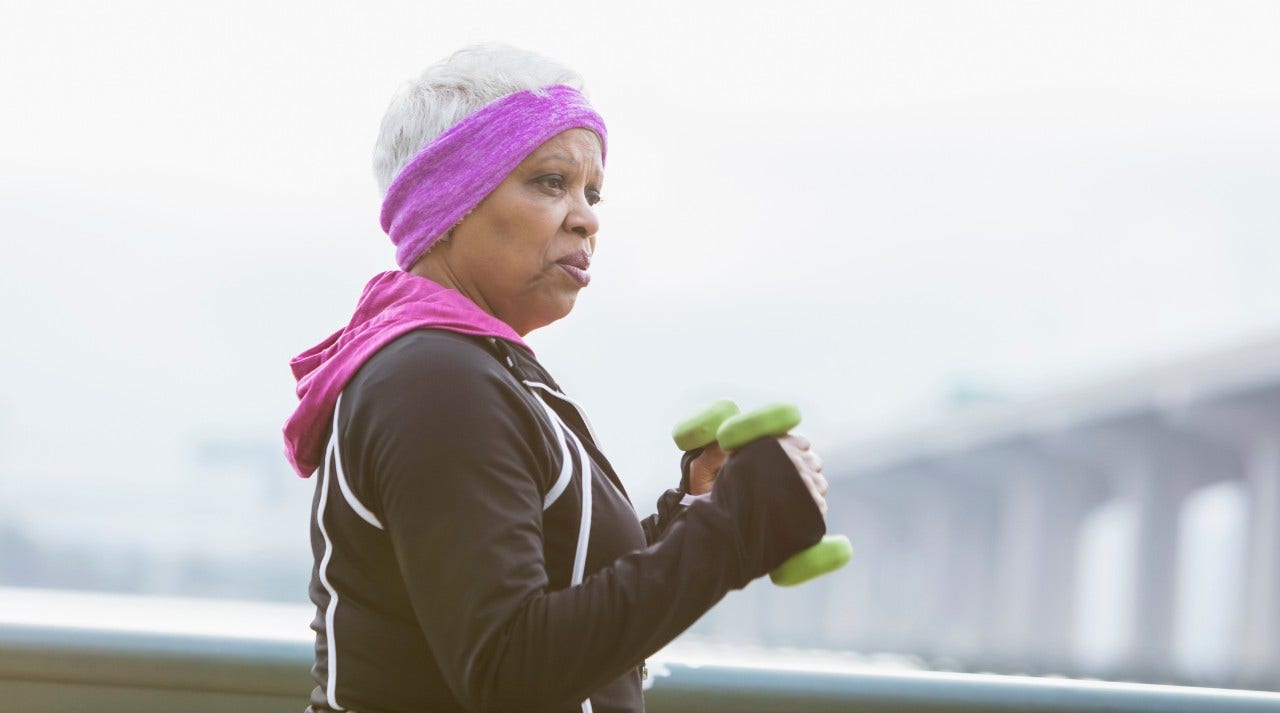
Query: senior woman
283 45 829 713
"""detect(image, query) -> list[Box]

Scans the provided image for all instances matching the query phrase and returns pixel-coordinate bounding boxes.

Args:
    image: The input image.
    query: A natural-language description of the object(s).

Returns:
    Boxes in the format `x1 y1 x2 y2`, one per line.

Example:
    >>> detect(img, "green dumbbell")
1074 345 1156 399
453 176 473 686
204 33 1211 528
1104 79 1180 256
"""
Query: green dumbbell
673 400 853 587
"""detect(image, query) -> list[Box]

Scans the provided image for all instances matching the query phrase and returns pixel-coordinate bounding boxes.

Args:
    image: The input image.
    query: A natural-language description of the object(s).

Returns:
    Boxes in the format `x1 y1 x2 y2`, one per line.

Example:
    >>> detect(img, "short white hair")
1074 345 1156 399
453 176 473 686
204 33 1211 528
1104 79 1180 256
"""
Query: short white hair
372 44 586 196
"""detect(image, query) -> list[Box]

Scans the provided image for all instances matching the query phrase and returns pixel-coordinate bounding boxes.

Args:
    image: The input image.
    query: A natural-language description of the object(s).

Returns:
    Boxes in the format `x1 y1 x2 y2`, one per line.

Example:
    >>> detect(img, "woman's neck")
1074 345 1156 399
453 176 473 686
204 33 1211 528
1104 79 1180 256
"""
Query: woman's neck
409 252 499 324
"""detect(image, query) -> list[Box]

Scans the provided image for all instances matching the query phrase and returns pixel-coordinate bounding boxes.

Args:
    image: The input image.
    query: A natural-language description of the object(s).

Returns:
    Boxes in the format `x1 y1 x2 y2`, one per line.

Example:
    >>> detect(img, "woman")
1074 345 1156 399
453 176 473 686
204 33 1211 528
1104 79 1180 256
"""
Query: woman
283 45 829 713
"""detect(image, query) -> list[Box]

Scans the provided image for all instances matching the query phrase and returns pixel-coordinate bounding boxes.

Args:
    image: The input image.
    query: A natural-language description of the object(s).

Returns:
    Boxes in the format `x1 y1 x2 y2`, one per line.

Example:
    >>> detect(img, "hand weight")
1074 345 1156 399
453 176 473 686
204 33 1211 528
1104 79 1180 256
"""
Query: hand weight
673 400 852 586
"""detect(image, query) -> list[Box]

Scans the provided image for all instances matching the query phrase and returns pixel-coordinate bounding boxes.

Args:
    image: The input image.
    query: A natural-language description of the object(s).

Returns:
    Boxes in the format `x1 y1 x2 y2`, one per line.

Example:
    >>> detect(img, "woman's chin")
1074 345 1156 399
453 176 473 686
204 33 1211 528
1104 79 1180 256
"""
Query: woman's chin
546 296 579 326
511 297 578 335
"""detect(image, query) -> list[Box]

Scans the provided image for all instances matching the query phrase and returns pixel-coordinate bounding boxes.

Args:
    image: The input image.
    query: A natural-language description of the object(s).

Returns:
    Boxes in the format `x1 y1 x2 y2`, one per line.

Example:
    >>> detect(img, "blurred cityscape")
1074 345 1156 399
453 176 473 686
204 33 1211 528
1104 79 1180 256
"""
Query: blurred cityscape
1 336 1278 693
0 436 310 600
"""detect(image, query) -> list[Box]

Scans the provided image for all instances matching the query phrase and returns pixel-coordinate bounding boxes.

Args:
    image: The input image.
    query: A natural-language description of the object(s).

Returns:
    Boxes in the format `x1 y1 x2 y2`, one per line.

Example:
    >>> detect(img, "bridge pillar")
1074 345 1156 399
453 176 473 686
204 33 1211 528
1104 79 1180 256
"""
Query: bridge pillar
1241 435 1280 686
875 493 921 652
935 487 1000 665
1123 456 1193 681
992 472 1044 666
983 459 1098 674
1040 417 1236 681
901 482 960 656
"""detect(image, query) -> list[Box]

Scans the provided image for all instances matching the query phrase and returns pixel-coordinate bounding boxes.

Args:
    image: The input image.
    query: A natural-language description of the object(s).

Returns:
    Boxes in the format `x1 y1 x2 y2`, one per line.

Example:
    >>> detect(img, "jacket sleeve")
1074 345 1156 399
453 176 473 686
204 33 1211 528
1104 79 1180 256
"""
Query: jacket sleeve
356 349 825 713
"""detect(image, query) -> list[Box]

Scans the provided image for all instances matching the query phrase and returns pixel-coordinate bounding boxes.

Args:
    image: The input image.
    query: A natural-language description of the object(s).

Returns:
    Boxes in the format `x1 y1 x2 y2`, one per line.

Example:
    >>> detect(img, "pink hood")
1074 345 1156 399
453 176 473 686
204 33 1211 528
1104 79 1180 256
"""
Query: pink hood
283 270 532 477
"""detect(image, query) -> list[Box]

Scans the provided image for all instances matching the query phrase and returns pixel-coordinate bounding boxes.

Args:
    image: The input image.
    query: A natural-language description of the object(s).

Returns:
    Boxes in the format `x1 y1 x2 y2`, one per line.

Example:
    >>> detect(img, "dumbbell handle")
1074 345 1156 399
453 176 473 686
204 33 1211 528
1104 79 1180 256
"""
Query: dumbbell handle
673 400 852 586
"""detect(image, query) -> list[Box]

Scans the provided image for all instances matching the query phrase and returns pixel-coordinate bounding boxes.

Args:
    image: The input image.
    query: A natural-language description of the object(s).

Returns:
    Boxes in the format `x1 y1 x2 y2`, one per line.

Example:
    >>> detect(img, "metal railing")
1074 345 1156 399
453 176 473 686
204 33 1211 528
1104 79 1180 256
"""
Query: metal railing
4 610 1280 712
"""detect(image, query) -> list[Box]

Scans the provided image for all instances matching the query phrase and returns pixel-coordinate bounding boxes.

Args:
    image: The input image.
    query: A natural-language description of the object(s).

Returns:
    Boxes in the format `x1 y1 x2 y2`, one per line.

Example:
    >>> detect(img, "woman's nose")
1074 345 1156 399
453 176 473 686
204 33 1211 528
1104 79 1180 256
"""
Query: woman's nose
567 197 599 239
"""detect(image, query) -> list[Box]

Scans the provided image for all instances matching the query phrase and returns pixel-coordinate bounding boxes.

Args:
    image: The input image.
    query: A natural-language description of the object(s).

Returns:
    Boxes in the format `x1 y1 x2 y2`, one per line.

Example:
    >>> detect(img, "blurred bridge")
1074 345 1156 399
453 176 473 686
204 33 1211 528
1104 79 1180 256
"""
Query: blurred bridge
700 336 1280 691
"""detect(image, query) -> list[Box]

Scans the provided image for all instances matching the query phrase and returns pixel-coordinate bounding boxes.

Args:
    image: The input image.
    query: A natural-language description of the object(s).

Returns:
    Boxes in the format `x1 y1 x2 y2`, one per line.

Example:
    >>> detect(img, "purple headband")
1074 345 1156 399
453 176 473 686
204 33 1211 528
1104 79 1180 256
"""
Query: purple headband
380 84 608 271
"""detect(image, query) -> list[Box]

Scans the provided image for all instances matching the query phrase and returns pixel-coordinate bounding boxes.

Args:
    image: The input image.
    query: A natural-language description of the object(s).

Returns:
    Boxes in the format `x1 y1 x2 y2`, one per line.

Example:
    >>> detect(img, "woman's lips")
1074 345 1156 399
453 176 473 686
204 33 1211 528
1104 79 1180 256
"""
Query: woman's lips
556 250 591 287
558 262 591 287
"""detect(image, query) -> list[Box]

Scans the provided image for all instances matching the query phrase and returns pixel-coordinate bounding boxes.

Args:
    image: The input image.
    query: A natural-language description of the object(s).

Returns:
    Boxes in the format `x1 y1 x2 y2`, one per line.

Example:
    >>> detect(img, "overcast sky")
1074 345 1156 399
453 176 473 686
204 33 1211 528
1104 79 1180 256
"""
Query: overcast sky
1 0 1278 551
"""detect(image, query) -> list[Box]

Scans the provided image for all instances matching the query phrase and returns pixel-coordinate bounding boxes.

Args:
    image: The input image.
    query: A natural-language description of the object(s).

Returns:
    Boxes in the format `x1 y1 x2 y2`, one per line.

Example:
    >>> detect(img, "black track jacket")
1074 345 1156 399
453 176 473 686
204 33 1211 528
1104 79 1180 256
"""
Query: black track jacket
306 329 825 713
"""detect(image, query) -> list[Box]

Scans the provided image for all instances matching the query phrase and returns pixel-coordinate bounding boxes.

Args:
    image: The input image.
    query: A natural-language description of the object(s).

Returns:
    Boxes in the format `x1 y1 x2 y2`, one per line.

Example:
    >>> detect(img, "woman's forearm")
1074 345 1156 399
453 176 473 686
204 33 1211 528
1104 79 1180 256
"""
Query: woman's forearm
387 439 823 713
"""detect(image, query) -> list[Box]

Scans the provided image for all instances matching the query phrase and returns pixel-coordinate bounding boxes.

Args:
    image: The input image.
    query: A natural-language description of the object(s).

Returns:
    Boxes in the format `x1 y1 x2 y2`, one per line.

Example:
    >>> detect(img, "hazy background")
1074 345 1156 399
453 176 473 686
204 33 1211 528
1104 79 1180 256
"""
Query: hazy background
1 0 1277 675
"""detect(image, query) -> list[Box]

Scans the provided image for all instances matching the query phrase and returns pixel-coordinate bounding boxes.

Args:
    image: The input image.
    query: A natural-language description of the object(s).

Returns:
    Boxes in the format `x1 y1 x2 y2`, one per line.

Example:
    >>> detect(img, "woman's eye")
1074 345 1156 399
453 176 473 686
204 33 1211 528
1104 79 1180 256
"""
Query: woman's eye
539 175 566 191
586 189 603 206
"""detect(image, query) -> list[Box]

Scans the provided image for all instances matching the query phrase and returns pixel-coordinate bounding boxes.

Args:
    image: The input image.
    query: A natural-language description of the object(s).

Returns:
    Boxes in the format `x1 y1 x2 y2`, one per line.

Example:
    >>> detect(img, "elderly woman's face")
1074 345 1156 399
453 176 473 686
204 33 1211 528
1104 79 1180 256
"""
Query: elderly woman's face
422 128 604 336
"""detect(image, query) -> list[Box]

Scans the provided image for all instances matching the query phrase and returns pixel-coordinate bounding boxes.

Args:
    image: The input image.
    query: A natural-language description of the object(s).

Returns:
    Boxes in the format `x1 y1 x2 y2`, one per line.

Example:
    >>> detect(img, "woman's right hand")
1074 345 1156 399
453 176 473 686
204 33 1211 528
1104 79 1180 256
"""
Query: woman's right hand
776 434 827 516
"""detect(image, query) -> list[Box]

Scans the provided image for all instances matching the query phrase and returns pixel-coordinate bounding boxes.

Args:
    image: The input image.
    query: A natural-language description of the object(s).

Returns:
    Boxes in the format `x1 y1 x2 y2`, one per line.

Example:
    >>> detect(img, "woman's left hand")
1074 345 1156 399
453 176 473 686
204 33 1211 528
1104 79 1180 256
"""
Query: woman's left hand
687 442 728 495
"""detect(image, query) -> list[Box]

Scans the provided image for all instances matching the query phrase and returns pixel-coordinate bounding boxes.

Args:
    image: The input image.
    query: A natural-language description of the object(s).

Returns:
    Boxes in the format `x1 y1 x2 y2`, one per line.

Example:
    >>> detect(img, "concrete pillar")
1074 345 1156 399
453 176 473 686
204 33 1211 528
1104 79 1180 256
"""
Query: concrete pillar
1030 480 1089 673
1039 417 1233 681
937 495 1000 664
1240 435 1280 685
983 466 1094 674
1122 456 1190 680
993 473 1042 663
946 446 1104 674
865 484 945 656
899 482 958 657
1157 391 1280 687
864 497 911 652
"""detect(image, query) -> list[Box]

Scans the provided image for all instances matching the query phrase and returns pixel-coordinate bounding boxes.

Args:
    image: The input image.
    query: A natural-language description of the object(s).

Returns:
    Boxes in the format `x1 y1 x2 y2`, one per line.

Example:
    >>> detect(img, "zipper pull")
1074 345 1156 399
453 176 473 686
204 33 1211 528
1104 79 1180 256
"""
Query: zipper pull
486 337 519 373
